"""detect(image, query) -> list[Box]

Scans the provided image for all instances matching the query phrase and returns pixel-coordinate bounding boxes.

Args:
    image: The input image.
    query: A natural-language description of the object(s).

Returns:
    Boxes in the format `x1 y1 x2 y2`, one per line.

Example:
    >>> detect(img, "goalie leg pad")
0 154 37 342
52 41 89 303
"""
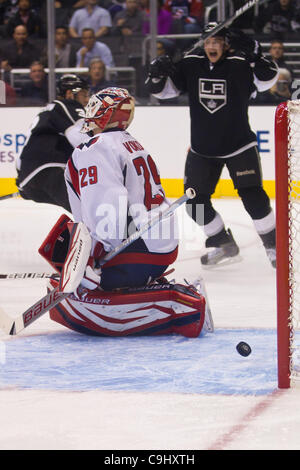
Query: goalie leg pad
48 279 205 338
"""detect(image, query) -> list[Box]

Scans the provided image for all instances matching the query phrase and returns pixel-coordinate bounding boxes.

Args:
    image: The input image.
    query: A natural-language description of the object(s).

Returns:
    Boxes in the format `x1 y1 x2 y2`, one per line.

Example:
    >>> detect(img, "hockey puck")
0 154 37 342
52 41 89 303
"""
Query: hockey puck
236 341 251 357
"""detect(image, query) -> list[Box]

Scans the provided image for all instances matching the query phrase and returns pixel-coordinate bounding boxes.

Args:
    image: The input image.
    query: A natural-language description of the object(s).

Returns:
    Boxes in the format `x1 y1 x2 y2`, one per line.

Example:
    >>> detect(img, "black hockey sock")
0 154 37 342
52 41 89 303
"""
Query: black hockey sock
238 186 272 220
186 194 217 225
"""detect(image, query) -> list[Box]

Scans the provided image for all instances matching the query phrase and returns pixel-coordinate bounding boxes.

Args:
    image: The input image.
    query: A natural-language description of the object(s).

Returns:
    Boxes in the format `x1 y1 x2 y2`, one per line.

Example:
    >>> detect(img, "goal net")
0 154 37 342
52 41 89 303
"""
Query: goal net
275 99 300 388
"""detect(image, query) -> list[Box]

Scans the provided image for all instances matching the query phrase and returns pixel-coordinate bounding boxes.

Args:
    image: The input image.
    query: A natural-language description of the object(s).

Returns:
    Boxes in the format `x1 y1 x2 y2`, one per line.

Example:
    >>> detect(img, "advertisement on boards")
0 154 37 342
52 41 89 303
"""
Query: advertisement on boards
0 106 276 181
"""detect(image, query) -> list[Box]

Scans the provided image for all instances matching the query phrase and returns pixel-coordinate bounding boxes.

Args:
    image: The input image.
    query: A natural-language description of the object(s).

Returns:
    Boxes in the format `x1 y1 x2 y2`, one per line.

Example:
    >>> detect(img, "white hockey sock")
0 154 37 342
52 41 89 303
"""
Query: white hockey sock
252 210 276 235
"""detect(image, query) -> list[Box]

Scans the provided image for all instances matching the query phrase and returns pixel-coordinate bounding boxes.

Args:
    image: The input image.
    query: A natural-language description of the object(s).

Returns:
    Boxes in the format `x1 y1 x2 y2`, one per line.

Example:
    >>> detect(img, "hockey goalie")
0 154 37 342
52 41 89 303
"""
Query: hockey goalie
38 88 212 338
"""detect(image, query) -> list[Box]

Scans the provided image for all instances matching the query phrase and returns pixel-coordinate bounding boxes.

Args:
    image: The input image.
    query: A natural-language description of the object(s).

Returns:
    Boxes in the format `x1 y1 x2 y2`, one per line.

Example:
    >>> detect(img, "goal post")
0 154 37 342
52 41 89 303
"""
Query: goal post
275 100 300 388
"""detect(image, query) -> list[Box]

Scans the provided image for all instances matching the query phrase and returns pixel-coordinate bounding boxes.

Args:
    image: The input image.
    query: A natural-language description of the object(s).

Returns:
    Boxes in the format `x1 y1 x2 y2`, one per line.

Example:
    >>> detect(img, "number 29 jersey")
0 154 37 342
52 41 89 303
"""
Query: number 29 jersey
65 129 178 256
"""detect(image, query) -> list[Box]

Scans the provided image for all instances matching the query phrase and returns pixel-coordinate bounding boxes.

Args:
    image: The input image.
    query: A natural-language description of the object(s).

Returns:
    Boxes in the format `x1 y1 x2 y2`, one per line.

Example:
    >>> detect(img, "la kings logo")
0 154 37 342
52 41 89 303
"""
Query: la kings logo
199 79 227 114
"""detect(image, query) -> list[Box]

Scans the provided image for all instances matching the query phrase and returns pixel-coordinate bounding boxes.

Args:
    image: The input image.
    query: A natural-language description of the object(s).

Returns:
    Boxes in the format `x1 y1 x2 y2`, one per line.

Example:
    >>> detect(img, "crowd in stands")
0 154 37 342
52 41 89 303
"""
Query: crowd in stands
0 0 299 105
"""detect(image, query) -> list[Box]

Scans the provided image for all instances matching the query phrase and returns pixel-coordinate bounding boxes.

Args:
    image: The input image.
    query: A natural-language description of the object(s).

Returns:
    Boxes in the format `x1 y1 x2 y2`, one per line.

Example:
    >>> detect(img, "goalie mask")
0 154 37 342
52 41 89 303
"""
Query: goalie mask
81 87 135 134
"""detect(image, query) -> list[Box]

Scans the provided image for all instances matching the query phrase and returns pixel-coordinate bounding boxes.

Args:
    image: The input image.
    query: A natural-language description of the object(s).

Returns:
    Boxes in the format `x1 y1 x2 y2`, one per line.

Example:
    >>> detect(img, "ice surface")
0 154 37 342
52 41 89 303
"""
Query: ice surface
0 197 300 450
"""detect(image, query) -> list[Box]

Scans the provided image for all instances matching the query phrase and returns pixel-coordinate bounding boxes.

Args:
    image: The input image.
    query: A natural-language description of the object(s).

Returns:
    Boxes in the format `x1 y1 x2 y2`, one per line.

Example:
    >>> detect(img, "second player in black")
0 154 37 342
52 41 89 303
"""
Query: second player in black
16 74 90 212
145 24 279 268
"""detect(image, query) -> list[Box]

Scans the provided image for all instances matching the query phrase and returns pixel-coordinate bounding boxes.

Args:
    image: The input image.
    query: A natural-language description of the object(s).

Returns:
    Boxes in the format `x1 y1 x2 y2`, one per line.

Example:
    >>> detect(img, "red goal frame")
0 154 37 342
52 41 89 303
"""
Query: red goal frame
275 101 293 389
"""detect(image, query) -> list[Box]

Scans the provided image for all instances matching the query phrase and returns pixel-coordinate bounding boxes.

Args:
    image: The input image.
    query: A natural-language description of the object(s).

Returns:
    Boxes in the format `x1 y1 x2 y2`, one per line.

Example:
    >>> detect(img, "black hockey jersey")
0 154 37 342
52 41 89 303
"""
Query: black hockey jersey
17 98 86 185
147 50 278 158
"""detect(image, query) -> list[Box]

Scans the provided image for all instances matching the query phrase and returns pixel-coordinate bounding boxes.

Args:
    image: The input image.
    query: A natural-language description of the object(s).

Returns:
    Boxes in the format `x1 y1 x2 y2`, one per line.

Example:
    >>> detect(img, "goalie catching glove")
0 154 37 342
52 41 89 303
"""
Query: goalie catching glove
58 221 101 294
226 28 262 63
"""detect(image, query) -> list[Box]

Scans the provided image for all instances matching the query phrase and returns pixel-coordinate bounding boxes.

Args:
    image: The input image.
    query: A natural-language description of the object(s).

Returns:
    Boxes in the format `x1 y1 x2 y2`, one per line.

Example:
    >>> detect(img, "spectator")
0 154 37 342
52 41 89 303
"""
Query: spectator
97 0 125 18
55 25 78 67
106 0 125 19
41 26 77 68
39 1 75 36
86 57 115 94
112 0 144 36
5 0 41 37
252 67 292 104
0 24 40 70
142 0 173 35
69 0 86 7
76 27 114 67
19 60 48 105
253 39 294 104
0 81 17 106
1 0 19 27
269 67 292 100
254 0 300 39
68 0 88 9
156 38 176 58
69 0 112 38
269 39 293 77
164 0 203 34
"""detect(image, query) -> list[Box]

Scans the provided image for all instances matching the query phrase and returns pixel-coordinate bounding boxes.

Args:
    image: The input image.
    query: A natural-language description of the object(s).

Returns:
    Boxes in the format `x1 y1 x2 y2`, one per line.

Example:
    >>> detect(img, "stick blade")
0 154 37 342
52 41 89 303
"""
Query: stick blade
0 307 16 335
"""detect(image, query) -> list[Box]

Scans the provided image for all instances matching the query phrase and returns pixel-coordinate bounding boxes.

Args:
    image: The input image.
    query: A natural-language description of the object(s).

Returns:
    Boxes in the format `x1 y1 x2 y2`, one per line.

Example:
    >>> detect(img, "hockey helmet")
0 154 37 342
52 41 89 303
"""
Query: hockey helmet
57 74 88 97
203 22 227 38
81 87 135 134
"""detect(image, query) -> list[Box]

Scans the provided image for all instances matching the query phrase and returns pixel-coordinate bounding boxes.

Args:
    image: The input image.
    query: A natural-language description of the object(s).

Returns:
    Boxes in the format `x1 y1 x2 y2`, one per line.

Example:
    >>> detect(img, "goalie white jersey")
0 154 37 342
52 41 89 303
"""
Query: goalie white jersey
65 129 178 257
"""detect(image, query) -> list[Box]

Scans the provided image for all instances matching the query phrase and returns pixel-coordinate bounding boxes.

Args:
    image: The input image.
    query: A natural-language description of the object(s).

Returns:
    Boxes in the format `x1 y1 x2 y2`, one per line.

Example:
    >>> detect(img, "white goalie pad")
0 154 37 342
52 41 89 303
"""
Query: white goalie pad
59 222 92 294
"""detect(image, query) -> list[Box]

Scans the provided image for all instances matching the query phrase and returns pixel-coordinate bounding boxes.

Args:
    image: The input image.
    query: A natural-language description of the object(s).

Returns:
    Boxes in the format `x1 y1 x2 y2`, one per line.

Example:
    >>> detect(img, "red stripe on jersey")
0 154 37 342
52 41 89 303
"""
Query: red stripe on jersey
102 246 178 268
67 158 80 197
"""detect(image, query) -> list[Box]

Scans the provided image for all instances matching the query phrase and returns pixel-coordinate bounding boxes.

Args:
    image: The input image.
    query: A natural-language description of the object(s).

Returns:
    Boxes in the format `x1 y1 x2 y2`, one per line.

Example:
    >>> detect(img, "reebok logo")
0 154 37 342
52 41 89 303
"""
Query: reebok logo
236 169 255 176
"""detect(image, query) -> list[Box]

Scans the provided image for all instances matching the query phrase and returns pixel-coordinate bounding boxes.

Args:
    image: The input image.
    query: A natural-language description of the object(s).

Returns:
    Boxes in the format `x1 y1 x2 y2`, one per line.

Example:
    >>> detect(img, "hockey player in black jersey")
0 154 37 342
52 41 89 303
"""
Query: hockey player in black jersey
145 23 278 268
16 74 90 212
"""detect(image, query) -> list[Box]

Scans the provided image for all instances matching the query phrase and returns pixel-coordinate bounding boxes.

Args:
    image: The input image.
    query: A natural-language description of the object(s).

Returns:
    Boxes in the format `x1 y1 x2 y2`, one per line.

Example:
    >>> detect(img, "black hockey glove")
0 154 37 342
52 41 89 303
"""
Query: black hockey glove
226 28 262 62
148 55 176 80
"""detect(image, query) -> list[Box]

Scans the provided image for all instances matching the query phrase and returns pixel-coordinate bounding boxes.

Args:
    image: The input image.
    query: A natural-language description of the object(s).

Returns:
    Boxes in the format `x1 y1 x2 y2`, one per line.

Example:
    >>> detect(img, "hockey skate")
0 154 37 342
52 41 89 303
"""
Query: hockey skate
201 228 241 267
190 277 214 333
260 228 276 268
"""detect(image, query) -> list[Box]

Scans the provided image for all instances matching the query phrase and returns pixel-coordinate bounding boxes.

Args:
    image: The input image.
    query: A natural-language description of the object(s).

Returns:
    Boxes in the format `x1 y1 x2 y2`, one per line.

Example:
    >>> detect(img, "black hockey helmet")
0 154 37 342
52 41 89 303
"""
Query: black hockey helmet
57 74 88 97
203 22 227 38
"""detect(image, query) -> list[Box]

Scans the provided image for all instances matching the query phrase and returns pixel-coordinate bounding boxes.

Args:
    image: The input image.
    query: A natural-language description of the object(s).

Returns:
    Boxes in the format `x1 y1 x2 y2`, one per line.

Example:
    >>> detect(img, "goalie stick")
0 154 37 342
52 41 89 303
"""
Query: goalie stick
0 188 196 335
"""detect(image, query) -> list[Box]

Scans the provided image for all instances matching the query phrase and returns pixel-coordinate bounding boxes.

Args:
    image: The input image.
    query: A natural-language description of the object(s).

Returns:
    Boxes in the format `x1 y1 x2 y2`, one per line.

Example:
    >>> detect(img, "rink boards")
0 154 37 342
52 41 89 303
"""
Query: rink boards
0 105 277 198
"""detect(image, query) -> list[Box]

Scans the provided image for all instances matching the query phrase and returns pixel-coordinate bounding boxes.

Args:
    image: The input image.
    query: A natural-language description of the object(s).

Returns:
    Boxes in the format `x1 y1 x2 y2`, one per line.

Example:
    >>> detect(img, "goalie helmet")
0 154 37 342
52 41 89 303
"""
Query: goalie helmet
57 74 88 97
81 87 135 134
